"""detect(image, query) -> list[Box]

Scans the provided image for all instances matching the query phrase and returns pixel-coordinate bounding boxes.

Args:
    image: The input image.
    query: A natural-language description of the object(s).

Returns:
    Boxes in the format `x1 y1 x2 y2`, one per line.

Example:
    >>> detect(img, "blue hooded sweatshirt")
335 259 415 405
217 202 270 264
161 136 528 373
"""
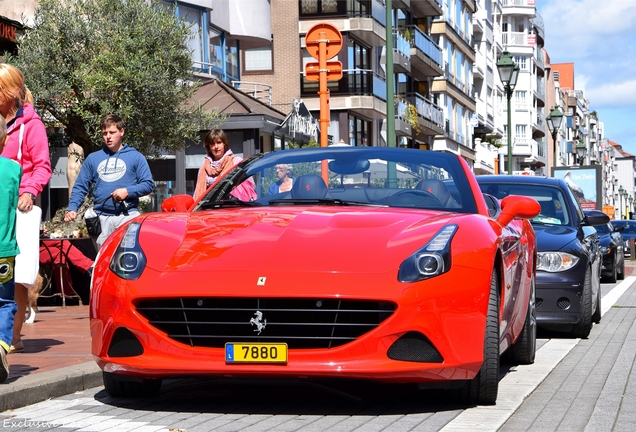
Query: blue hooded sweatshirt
68 144 154 216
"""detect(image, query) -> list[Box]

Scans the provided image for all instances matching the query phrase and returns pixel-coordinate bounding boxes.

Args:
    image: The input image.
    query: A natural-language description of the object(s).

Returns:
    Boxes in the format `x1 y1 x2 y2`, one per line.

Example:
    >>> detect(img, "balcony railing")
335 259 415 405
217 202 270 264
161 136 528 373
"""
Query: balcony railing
406 92 444 127
299 0 386 26
501 32 527 46
502 0 533 6
232 81 272 106
393 30 411 59
301 69 387 101
408 25 443 67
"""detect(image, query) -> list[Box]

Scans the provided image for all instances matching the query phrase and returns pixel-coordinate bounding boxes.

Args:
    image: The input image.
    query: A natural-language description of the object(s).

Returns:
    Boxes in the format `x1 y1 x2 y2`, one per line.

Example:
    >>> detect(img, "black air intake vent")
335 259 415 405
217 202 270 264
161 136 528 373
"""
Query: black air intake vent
136 297 396 349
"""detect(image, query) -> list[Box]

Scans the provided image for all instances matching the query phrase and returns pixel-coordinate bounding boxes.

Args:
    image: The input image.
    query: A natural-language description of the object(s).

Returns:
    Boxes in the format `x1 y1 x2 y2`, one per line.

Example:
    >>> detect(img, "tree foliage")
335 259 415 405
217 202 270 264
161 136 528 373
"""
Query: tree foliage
9 0 224 157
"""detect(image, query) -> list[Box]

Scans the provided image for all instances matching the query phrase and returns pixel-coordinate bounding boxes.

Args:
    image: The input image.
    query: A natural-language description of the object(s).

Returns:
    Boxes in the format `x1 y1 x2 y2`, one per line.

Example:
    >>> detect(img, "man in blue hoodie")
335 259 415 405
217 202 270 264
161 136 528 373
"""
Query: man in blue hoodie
64 114 154 250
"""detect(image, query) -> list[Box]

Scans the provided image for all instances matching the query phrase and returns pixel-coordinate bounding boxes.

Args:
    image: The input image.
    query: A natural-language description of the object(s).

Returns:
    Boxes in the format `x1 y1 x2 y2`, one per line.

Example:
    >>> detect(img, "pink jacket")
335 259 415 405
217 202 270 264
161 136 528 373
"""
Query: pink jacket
1 103 52 197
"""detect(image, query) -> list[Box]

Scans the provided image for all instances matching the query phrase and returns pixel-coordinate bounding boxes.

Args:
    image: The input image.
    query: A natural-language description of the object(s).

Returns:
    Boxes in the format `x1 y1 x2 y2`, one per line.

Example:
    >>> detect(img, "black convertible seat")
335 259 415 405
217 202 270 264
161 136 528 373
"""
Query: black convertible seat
416 179 460 208
291 174 329 199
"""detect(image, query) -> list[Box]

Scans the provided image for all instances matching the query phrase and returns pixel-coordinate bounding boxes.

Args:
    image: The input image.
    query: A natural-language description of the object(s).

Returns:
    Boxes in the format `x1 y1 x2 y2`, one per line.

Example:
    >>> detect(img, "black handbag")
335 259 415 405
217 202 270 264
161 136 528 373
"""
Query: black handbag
85 212 101 237
84 196 111 237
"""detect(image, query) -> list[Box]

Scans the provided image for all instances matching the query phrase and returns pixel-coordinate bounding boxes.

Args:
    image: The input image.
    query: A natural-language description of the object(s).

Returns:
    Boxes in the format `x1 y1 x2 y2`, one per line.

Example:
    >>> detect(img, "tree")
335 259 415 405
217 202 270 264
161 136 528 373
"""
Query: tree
9 0 223 158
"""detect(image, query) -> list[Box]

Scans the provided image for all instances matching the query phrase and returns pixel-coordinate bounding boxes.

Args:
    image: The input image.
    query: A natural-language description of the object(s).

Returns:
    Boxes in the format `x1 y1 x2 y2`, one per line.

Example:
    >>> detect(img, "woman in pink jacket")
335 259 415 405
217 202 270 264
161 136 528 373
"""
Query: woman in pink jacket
0 64 52 353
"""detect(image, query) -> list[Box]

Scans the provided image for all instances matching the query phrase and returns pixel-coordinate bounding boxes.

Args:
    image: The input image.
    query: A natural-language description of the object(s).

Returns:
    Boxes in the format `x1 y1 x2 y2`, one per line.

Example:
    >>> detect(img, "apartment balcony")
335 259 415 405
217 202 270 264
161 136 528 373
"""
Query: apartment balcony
535 79 546 107
501 0 536 17
535 47 545 74
407 25 443 79
232 81 272 106
501 32 530 47
474 139 498 175
473 50 485 80
533 12 545 46
299 0 386 48
394 97 414 137
405 92 445 135
432 62 476 112
512 138 534 157
210 0 271 47
393 30 411 74
410 0 443 18
300 69 387 120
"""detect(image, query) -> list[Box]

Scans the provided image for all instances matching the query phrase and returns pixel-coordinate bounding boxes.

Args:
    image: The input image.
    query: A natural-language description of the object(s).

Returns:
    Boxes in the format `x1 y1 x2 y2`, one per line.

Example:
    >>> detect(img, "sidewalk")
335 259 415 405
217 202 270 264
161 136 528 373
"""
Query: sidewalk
0 305 102 412
2 260 636 414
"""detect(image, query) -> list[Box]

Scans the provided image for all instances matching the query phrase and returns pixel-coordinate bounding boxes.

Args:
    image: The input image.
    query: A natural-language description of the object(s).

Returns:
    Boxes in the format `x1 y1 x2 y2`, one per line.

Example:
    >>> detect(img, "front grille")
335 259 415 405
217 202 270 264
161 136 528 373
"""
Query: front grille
135 298 396 349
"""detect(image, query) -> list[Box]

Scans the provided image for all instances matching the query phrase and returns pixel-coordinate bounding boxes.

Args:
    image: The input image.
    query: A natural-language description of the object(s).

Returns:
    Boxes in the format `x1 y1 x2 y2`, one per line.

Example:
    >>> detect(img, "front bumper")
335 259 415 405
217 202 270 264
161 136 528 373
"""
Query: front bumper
536 283 582 326
90 266 494 384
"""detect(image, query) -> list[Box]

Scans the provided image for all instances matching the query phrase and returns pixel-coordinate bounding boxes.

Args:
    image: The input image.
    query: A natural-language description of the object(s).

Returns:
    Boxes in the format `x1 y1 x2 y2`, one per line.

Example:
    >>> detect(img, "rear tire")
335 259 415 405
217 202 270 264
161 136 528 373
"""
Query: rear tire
509 274 536 365
102 371 162 397
570 267 593 338
459 268 500 405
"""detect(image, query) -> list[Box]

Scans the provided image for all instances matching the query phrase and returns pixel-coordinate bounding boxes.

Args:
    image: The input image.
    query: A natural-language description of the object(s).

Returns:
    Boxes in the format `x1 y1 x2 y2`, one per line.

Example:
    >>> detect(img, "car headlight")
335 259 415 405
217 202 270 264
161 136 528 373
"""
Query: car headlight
398 225 457 283
537 252 579 272
109 222 146 280
600 246 609 254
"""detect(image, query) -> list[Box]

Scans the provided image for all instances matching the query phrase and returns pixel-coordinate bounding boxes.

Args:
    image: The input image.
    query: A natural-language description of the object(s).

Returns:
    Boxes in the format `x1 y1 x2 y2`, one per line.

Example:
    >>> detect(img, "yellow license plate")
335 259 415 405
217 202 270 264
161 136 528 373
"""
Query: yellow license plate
225 343 288 363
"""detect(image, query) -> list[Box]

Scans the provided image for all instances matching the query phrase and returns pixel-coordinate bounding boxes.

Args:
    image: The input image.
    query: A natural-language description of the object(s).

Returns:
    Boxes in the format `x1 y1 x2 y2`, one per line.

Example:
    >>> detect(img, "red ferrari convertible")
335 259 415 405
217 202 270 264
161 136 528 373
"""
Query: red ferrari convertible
91 147 539 405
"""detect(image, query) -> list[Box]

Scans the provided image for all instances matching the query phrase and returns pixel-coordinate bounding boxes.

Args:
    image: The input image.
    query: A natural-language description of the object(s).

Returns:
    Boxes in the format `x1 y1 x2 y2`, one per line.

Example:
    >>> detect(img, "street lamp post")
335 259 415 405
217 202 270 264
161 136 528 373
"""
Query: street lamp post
575 141 587 166
619 186 625 219
615 191 620 219
496 50 519 175
546 106 564 170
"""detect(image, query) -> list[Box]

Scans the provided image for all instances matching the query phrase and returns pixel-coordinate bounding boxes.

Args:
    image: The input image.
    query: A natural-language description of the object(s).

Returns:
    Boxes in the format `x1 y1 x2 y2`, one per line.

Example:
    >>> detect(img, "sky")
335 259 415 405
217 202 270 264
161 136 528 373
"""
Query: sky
537 0 636 154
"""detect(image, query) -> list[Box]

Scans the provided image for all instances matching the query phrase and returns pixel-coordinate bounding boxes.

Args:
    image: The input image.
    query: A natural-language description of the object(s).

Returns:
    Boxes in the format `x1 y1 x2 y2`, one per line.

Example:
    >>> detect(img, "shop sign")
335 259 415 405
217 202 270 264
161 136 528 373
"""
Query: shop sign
0 22 17 42
288 100 318 138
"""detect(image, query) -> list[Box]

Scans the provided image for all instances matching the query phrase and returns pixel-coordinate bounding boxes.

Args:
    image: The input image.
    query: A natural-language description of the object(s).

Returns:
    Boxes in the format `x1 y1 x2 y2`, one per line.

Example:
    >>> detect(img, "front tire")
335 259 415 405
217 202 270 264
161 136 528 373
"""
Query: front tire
592 283 602 324
508 274 536 365
570 266 593 338
617 255 625 280
459 268 500 405
607 254 617 283
102 371 162 397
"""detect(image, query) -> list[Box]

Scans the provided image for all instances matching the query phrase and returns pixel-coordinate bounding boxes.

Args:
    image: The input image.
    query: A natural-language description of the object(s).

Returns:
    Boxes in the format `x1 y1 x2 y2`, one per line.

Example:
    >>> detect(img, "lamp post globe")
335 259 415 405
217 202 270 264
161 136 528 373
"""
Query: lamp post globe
546 106 564 169
497 50 519 175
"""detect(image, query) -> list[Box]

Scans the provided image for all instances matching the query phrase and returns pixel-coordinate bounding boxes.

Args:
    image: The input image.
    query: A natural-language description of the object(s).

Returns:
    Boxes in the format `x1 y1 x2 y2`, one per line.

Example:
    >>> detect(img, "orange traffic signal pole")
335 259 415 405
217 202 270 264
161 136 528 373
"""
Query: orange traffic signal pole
305 23 342 183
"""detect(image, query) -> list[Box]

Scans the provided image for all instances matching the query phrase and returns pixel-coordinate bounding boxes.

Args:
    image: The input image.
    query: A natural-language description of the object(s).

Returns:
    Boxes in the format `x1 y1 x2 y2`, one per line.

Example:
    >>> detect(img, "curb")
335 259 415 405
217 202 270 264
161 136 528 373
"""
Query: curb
0 362 102 412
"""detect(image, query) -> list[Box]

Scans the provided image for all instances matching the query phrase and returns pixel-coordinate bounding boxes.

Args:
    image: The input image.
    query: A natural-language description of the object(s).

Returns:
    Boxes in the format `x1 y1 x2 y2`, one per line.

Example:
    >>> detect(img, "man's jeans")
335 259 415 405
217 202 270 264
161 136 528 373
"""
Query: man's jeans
0 257 17 353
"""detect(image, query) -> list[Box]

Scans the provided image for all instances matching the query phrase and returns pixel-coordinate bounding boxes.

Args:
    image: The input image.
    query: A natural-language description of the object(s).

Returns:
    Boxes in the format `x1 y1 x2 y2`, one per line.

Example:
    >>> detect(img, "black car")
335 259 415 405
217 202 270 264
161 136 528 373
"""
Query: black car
477 175 609 338
587 217 625 282
611 220 636 258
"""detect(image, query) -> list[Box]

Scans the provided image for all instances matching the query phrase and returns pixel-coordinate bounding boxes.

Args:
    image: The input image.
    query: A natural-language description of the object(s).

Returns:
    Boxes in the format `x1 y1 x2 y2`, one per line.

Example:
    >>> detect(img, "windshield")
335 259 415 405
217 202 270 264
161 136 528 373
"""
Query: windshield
594 224 611 235
615 221 636 234
195 147 478 213
478 183 571 226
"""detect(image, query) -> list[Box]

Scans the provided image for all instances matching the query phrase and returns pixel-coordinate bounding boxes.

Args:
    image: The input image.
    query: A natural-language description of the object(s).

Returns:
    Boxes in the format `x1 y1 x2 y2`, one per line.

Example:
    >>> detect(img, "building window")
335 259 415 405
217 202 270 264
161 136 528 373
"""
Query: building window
244 46 273 73
515 90 527 109
178 4 204 67
515 125 527 139
225 35 239 80
299 0 340 15
514 56 527 70
348 114 371 146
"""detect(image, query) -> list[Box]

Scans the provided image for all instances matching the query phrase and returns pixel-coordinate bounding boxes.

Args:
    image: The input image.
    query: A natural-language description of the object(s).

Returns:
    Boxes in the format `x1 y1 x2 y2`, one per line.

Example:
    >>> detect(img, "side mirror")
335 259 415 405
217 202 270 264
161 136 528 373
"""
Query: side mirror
497 195 541 226
614 225 625 233
161 194 194 212
483 193 501 218
582 210 611 227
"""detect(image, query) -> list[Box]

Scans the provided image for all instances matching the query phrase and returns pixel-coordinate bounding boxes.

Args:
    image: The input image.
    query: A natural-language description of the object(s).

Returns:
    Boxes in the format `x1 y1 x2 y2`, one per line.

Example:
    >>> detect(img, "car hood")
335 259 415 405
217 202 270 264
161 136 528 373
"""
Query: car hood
532 223 578 252
136 207 460 275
